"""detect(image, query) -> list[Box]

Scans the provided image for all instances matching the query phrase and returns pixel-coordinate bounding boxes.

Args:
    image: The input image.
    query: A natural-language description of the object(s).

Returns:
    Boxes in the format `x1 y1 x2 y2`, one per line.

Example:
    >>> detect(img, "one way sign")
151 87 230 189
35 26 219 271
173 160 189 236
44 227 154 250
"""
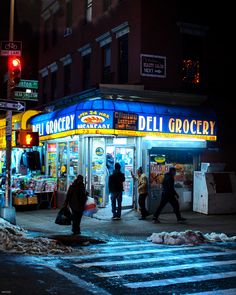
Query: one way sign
0 100 25 111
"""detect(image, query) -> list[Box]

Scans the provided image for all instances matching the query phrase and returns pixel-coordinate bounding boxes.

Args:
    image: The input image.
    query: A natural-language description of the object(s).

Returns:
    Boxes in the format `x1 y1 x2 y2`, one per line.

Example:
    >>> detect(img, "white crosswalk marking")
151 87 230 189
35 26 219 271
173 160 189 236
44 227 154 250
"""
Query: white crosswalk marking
72 245 227 261
69 241 236 294
124 271 236 288
186 288 236 295
96 259 236 277
75 250 235 268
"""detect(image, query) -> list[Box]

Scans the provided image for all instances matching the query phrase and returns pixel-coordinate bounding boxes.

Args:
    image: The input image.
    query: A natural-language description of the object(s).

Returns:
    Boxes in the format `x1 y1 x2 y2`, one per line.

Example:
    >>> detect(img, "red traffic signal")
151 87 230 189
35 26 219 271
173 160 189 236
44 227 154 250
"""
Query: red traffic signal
15 130 39 148
8 57 22 88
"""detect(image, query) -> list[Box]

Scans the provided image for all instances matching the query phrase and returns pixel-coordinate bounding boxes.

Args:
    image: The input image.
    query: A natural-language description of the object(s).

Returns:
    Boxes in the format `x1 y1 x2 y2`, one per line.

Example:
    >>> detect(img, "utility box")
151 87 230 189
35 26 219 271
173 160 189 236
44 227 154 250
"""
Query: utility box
193 171 236 214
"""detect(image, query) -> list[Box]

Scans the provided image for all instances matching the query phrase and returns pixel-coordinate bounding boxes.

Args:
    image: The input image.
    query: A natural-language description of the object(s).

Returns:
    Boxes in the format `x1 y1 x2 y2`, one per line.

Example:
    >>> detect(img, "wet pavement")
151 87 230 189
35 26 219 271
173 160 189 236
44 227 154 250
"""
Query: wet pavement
1 209 236 294
1 240 236 294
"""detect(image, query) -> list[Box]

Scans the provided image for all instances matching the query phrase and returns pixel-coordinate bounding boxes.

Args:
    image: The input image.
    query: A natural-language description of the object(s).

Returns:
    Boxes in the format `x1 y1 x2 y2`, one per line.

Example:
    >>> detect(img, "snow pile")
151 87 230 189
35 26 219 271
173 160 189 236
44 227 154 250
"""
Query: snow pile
148 230 236 246
0 217 73 255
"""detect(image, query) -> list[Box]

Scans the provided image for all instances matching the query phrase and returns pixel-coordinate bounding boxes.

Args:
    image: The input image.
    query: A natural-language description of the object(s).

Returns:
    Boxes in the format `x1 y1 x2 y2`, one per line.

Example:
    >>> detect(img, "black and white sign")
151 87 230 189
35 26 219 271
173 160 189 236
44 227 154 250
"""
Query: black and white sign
0 41 22 56
140 54 166 78
0 100 25 111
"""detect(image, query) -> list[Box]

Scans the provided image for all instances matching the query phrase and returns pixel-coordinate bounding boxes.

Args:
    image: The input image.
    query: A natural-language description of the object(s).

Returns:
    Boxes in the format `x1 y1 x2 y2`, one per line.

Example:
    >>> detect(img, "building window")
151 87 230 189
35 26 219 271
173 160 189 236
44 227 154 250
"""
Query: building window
182 35 203 88
182 59 200 85
86 0 92 22
102 45 111 83
82 54 91 89
52 14 58 46
103 0 111 11
43 18 50 51
51 71 57 100
42 76 47 104
66 0 73 28
118 35 128 83
64 64 71 96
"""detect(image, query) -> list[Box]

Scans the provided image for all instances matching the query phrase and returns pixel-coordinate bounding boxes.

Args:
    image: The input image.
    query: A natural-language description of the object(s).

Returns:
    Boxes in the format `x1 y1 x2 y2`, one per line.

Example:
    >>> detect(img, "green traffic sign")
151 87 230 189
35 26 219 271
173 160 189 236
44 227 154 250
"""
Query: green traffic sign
18 79 38 89
14 90 38 101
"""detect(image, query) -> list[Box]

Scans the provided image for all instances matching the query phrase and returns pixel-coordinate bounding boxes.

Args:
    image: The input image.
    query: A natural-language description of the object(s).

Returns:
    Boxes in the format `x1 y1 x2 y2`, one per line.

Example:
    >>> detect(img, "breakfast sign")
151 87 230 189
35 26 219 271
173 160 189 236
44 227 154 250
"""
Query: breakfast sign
31 108 216 141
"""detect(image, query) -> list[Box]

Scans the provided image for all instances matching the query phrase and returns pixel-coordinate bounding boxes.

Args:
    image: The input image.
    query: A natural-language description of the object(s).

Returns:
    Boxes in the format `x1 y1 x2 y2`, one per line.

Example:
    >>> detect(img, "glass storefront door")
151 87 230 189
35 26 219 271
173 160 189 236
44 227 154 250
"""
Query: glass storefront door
106 145 134 207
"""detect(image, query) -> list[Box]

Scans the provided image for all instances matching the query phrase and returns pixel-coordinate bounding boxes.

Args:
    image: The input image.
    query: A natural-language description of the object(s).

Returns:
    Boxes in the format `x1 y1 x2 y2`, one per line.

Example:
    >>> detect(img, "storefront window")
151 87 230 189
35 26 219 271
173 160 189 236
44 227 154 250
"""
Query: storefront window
47 143 57 177
57 142 68 191
91 138 107 206
149 150 194 200
68 141 79 186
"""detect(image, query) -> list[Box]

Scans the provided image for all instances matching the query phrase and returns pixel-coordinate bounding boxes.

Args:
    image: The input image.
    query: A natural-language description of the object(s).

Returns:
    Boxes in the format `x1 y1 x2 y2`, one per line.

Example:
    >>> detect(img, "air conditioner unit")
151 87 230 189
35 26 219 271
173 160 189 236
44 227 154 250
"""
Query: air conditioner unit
64 27 72 37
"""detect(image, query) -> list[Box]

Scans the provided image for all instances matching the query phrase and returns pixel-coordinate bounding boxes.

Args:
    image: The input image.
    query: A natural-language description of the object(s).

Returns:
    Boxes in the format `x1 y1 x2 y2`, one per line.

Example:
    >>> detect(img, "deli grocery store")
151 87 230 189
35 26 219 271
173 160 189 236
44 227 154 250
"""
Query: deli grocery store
30 98 217 211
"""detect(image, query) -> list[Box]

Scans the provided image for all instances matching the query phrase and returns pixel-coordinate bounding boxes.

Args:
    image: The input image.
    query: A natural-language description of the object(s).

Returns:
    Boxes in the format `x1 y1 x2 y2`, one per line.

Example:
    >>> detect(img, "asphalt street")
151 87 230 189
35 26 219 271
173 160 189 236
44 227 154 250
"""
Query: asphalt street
1 240 236 294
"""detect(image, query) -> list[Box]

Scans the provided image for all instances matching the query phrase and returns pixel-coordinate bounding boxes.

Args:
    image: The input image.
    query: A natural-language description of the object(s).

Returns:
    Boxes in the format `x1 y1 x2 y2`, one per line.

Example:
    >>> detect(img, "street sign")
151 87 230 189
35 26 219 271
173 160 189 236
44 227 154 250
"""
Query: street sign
18 79 38 89
0 100 25 111
14 91 38 101
0 41 22 56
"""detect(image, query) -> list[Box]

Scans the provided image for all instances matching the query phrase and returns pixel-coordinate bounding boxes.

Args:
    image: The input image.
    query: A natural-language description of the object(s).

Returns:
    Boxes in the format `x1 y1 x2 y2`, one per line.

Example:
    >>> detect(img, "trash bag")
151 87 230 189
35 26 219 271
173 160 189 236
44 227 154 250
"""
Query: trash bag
83 197 98 217
55 206 72 225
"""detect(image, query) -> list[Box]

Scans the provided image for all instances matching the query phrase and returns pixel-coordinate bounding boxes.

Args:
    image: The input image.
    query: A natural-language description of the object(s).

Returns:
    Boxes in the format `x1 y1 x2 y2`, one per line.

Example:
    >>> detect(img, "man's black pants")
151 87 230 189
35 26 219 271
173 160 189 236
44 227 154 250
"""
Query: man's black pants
154 193 181 220
139 193 148 217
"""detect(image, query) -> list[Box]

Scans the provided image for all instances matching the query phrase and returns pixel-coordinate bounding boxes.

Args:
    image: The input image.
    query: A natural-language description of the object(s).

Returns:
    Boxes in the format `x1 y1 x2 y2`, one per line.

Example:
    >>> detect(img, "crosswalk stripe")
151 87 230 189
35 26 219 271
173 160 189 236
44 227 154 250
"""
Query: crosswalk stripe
96 259 236 277
70 246 224 261
124 271 236 288
186 288 236 295
96 243 158 250
75 250 236 268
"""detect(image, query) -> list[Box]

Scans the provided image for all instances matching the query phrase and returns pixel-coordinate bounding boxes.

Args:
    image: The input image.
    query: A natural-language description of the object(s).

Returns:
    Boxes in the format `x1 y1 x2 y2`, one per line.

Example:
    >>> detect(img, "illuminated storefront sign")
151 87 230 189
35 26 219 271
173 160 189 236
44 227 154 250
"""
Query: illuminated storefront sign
76 110 113 129
30 100 217 141
32 114 75 136
138 115 216 137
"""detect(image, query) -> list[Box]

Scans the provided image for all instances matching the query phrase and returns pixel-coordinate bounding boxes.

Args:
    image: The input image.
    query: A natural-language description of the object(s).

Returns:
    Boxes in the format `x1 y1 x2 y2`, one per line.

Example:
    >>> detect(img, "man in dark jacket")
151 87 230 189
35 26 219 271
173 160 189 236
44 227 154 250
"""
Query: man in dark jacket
153 167 186 223
65 174 87 234
109 163 125 220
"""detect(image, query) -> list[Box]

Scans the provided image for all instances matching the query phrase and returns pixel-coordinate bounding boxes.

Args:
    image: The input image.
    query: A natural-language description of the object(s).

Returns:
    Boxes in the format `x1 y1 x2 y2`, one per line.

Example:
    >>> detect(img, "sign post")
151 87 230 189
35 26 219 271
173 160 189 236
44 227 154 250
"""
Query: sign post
0 0 16 224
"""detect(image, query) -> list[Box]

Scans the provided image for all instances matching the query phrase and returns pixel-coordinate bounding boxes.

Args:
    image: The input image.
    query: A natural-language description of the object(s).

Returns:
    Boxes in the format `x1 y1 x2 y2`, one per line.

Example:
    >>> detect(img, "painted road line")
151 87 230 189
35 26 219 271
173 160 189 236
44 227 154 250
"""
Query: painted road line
124 271 236 289
96 243 159 250
186 288 236 295
47 266 111 295
75 250 236 268
96 259 236 277
70 246 222 260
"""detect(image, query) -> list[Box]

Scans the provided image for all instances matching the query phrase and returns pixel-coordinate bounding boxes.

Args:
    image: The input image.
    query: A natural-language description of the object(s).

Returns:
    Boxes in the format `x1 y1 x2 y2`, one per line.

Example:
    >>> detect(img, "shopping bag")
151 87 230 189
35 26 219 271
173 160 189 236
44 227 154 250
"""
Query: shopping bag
55 206 72 225
83 197 98 217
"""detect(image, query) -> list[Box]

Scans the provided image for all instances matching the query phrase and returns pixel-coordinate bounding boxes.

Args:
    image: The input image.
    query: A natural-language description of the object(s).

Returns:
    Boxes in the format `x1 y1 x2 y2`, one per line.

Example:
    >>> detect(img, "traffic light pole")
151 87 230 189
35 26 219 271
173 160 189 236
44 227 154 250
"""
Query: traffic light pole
0 0 16 224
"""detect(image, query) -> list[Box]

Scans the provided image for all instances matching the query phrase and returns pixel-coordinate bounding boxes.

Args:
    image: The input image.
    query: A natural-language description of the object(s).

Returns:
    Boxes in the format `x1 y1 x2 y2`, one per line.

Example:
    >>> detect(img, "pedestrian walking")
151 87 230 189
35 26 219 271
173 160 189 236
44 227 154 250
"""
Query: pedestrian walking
152 167 186 223
64 174 87 234
109 163 125 220
131 167 149 220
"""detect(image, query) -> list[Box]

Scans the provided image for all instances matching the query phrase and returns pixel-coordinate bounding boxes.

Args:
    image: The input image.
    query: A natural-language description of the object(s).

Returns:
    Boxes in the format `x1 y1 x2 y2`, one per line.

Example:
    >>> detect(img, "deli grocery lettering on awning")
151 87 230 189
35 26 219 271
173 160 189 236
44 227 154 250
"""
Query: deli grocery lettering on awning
30 100 217 141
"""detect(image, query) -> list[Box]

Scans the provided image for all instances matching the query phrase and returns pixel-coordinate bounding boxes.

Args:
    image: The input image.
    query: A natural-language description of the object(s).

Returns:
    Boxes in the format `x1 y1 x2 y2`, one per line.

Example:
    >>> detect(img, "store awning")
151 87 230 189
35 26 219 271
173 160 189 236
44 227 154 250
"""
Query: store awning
30 98 217 141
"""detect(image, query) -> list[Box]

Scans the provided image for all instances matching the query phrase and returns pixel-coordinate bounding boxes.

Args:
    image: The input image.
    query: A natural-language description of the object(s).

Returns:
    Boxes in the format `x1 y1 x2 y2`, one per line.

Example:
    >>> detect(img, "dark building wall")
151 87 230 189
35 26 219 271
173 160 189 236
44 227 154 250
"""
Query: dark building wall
38 0 211 105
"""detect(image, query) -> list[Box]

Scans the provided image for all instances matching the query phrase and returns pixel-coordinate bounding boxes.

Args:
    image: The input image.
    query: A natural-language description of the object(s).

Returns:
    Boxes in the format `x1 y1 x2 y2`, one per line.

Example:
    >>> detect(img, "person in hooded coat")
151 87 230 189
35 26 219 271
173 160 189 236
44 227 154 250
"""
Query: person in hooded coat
109 163 125 220
64 174 87 234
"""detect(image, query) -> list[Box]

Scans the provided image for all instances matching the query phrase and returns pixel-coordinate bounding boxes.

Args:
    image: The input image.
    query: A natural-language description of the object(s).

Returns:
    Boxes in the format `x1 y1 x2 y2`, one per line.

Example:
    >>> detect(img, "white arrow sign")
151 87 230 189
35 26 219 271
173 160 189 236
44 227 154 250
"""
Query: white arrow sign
0 100 25 111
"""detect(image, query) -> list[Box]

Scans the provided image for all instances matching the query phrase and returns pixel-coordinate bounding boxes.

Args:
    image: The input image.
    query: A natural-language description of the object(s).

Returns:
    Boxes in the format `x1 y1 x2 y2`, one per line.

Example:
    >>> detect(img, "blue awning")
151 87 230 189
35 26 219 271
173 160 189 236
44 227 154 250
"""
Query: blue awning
30 98 216 124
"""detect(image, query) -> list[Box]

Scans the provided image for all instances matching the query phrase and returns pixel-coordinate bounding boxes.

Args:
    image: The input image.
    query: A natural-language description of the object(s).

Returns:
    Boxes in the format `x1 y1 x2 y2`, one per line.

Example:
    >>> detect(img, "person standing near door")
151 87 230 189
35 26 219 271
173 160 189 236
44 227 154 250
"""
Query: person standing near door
109 163 125 220
152 167 186 223
131 167 149 220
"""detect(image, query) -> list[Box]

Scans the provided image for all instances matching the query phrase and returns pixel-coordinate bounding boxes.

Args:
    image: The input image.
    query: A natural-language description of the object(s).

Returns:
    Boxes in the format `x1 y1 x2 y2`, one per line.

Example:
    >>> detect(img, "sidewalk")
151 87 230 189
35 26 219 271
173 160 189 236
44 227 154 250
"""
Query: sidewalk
15 207 236 242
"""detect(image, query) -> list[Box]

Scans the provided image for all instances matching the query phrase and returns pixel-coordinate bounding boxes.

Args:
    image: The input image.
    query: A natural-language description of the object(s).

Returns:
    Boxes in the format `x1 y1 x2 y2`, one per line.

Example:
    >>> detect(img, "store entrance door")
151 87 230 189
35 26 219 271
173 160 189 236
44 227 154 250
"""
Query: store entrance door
107 146 134 208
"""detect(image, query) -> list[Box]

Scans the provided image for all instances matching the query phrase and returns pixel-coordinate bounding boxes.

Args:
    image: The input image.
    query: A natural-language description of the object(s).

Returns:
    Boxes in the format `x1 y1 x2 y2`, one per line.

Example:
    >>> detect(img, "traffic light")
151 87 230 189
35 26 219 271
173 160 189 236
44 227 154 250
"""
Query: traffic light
8 57 22 88
15 130 39 148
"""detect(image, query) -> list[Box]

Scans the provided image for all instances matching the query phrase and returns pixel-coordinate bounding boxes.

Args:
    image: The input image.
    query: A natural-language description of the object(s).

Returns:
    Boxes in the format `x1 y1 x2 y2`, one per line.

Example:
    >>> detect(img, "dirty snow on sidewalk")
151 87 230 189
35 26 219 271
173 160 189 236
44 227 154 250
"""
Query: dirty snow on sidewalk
148 230 236 246
0 217 73 255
